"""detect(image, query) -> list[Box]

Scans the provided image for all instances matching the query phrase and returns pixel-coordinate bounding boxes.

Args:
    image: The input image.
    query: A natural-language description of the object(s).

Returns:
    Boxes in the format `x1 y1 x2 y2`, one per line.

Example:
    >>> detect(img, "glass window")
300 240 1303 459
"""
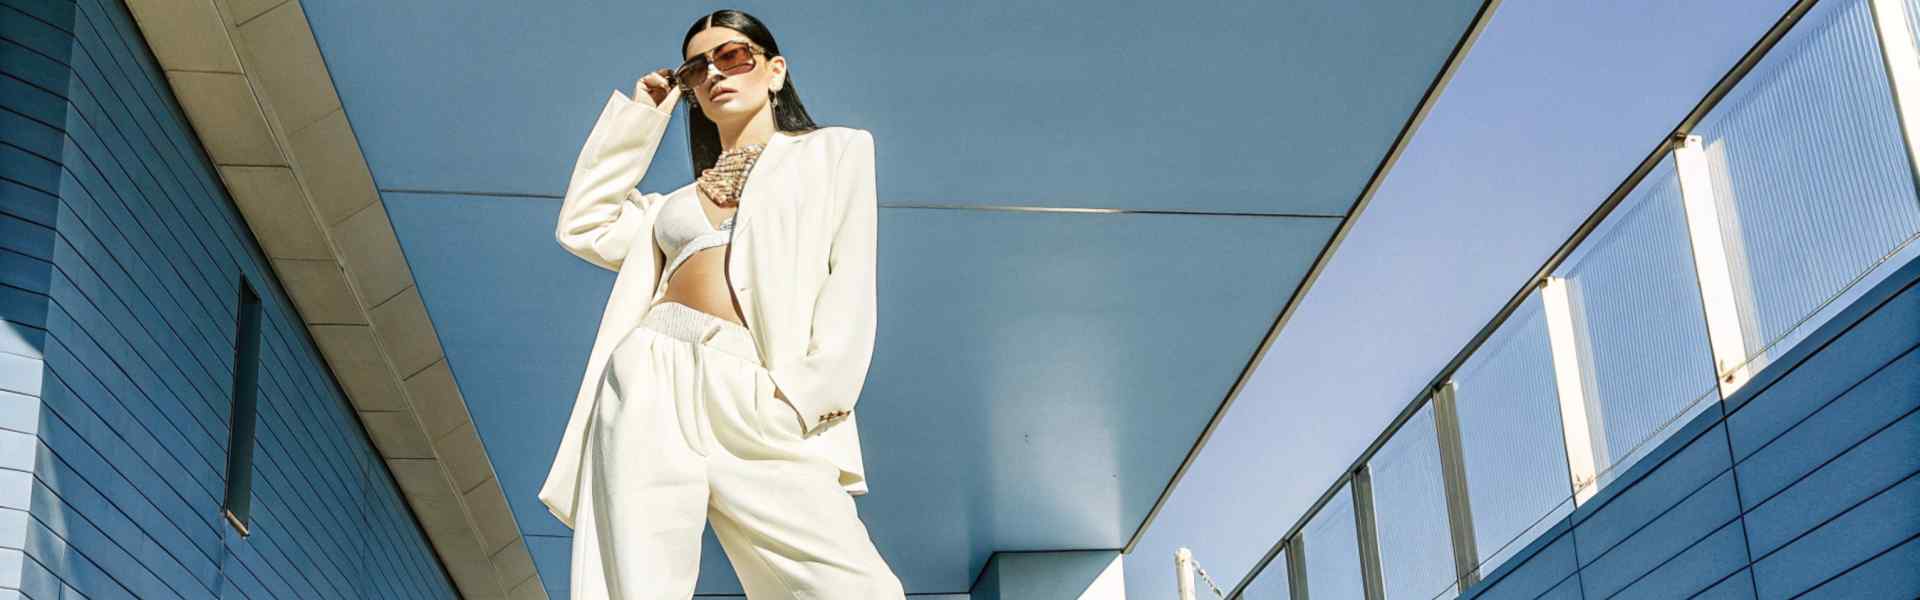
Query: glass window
1241 547 1292 600
1547 155 1718 492
1695 0 1920 378
1368 405 1457 599
222 279 263 535
1302 483 1366 599
1452 297 1575 575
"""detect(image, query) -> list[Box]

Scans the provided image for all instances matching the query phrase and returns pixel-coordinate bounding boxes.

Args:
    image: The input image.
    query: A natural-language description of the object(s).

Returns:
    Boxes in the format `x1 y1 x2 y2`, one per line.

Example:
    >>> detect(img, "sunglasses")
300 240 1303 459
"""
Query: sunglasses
672 39 770 96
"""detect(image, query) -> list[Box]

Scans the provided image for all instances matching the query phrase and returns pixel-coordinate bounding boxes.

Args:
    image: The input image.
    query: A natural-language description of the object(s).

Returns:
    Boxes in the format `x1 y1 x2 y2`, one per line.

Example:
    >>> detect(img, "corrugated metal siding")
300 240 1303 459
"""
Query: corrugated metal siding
0 0 457 597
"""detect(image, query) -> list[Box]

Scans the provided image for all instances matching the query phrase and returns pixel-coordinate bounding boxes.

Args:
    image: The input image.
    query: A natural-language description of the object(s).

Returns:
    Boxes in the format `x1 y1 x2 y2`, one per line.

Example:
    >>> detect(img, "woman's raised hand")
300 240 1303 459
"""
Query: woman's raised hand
637 68 682 111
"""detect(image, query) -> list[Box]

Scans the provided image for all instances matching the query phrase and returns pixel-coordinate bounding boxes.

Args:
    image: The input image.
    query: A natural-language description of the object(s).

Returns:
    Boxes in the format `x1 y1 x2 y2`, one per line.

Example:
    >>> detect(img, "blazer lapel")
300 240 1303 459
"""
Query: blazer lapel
727 129 801 326
735 129 800 226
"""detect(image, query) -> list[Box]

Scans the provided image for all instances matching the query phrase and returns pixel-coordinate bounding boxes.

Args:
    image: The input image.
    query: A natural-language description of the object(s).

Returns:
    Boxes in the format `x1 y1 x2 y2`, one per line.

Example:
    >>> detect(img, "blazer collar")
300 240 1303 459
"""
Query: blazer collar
756 127 803 152
769 128 801 146
735 128 809 207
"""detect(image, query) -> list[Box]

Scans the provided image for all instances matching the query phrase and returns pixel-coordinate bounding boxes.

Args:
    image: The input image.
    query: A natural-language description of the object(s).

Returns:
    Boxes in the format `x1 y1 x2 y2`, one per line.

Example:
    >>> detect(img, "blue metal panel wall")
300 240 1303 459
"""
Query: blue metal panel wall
1461 254 1920 600
1 0 457 597
2 0 71 593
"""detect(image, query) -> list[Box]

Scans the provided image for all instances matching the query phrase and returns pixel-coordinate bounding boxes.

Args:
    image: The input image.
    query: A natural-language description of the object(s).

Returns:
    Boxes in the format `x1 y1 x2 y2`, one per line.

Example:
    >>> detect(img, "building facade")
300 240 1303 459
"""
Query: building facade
1 0 456 596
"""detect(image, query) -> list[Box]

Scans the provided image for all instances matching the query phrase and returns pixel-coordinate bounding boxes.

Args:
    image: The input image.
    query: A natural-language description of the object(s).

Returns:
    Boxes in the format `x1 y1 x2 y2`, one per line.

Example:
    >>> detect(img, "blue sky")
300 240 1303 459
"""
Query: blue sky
1126 0 1796 595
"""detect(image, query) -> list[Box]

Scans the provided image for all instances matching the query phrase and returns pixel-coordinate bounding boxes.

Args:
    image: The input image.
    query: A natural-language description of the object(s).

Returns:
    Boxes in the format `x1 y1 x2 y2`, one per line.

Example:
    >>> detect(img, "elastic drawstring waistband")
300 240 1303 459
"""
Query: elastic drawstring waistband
637 301 762 366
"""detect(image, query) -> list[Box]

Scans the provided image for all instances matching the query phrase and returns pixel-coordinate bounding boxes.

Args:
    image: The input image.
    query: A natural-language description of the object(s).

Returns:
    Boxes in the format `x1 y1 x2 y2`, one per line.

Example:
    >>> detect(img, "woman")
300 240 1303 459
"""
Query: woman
535 9 902 599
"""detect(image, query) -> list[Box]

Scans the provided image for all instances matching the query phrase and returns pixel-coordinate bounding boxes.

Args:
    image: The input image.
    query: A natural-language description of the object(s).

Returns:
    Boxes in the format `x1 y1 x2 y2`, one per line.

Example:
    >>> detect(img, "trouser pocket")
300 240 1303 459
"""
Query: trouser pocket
751 366 804 443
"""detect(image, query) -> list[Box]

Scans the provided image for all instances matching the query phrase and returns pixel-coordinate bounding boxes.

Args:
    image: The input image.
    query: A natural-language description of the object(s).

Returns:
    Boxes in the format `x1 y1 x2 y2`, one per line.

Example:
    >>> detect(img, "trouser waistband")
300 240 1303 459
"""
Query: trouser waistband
637 301 762 366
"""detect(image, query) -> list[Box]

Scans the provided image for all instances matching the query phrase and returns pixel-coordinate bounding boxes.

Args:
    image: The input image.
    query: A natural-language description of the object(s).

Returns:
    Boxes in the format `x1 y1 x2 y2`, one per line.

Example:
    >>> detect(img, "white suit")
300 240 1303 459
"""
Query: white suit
537 86 894 598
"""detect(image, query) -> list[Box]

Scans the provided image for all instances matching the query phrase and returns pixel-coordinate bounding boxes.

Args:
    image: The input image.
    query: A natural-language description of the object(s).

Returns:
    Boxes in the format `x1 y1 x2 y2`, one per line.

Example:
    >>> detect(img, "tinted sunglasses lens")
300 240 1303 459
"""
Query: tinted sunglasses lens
713 42 757 74
674 59 705 88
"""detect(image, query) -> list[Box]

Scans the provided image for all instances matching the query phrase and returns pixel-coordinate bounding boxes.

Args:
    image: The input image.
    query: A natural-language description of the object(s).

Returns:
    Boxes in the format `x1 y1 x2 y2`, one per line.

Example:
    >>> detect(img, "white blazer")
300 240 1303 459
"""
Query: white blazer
538 87 879 529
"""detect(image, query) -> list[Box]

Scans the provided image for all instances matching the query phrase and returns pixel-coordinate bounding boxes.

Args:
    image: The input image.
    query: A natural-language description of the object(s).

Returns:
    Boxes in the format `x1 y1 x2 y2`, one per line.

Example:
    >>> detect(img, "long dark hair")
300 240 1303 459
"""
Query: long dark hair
679 9 820 176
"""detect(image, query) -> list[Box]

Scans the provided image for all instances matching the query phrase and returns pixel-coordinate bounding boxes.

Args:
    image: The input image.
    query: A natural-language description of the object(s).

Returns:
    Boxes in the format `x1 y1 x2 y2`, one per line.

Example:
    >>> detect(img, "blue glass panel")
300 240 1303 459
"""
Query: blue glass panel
1451 296 1576 576
1242 548 1292 600
1369 405 1457 599
1303 483 1366 600
1696 0 1920 376
1551 155 1719 490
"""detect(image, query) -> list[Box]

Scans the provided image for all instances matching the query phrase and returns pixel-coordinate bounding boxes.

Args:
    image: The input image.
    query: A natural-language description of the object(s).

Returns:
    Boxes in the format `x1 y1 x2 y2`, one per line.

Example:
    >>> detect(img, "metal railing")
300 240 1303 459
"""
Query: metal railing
1227 0 1920 597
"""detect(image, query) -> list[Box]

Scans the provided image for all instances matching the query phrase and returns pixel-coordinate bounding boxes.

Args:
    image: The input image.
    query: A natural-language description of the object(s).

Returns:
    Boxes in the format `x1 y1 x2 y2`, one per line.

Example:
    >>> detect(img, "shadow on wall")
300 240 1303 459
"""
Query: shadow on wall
975 550 1126 599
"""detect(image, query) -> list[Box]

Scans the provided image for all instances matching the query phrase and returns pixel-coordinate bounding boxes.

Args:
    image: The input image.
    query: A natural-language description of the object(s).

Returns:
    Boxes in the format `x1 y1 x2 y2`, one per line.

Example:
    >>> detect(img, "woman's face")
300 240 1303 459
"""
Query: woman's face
683 27 786 121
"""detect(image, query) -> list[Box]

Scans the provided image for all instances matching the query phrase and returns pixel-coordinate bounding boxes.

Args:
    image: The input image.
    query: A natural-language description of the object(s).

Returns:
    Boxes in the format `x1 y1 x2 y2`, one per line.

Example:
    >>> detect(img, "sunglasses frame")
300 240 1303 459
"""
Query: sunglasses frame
672 38 771 98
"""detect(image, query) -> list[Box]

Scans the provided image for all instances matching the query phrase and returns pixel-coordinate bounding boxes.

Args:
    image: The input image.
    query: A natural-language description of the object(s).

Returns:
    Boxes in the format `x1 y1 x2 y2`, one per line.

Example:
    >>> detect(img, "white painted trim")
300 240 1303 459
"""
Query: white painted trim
1674 135 1755 396
1871 0 1920 178
1540 278 1602 504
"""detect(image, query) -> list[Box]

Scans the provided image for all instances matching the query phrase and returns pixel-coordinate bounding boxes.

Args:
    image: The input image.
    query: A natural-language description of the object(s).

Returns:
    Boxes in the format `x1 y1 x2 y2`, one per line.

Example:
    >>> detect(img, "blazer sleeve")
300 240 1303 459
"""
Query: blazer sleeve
554 87 679 271
769 129 879 436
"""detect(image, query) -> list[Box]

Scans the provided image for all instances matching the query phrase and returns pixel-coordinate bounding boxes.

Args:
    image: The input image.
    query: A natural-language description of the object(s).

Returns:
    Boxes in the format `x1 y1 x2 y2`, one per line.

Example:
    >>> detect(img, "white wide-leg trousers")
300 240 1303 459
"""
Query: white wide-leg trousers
568 301 904 599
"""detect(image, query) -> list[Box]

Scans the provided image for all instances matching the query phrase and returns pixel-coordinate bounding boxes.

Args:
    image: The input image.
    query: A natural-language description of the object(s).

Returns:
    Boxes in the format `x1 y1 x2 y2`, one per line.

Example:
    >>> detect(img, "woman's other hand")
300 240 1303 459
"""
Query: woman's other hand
637 68 681 110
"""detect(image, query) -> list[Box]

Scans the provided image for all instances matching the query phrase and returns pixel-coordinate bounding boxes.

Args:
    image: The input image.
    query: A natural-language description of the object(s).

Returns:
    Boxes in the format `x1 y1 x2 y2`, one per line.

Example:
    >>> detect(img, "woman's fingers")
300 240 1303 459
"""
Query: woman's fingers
638 68 673 106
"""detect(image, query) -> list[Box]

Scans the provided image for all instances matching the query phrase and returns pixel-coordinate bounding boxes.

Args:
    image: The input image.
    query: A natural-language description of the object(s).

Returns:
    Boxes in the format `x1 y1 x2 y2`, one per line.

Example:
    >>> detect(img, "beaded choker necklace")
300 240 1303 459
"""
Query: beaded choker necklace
697 142 767 207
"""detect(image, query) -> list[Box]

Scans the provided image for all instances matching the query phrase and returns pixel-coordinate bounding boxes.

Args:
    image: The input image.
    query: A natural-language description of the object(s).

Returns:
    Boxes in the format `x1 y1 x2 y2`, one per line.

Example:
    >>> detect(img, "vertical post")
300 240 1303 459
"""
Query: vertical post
1286 536 1310 600
1870 0 1920 186
1176 548 1197 600
1673 135 1756 397
1540 277 1605 504
1431 382 1482 591
1352 468 1387 600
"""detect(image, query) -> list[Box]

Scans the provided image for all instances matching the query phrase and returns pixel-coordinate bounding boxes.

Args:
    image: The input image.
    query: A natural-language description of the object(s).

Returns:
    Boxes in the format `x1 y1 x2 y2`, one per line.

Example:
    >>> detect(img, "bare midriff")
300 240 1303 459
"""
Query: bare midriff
655 249 748 327
652 200 748 329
